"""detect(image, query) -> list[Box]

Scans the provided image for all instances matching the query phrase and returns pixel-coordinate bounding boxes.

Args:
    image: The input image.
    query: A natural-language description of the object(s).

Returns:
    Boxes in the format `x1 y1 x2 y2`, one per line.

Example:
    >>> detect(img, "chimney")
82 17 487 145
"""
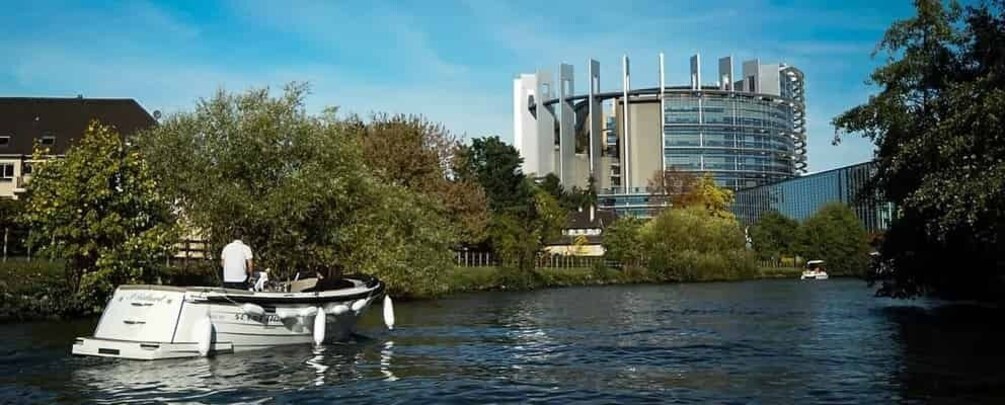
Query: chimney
589 205 596 222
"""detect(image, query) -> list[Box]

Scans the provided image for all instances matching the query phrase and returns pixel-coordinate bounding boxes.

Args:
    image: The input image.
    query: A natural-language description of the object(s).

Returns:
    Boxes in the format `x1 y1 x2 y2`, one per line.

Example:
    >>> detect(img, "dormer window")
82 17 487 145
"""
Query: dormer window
0 136 9 147
40 134 56 146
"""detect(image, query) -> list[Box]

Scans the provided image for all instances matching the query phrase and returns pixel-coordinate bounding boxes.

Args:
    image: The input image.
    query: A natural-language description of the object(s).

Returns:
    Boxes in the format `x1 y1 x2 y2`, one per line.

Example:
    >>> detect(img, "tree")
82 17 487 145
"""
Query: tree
23 122 179 308
647 167 698 211
343 113 489 245
750 211 801 262
538 173 596 212
458 136 530 214
0 198 25 260
489 182 565 271
832 0 1005 298
138 84 455 296
641 206 756 281
798 203 870 277
683 173 735 219
603 216 646 267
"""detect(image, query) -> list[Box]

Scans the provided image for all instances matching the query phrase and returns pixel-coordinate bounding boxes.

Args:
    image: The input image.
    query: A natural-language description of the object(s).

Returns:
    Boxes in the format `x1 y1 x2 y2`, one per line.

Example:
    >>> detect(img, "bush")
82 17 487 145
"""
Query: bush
642 206 758 282
0 261 76 320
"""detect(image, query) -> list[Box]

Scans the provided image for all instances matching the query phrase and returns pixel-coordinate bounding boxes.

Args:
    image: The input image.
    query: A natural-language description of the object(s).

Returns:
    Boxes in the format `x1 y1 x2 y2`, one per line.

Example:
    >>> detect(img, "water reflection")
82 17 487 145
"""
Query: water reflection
380 341 398 381
68 336 390 402
304 346 328 386
884 303 1005 402
6 280 1005 403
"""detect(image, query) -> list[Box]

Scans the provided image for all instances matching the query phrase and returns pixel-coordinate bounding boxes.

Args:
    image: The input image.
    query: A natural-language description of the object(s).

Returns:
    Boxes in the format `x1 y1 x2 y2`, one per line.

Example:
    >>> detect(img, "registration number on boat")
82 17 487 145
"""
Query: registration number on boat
234 313 281 323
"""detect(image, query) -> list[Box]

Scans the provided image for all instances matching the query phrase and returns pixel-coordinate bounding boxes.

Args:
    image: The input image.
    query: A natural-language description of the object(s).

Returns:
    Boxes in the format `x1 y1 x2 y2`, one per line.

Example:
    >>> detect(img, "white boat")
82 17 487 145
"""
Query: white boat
71 274 393 360
800 260 829 280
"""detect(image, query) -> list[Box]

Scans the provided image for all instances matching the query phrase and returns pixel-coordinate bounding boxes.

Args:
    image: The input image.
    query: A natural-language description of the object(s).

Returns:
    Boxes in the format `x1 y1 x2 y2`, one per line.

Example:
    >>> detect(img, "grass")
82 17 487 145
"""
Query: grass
757 267 804 279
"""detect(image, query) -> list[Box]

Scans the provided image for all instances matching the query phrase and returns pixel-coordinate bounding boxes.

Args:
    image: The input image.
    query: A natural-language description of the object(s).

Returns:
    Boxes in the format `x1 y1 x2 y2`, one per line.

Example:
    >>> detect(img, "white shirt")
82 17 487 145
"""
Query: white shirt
221 240 254 282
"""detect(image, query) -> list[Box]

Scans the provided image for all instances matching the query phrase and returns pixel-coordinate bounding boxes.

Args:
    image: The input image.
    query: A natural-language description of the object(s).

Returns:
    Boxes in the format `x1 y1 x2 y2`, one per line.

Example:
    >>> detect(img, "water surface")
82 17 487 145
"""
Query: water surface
3 279 1004 403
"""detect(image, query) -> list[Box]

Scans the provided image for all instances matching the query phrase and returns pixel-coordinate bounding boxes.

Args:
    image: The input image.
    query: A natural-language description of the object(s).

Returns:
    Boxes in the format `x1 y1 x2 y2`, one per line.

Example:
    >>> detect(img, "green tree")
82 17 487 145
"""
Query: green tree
537 173 596 212
750 211 801 262
343 113 490 245
0 198 25 259
489 183 565 270
138 84 455 296
798 203 870 277
832 0 1005 298
602 216 646 267
683 173 735 219
23 122 179 309
641 206 756 281
458 136 530 214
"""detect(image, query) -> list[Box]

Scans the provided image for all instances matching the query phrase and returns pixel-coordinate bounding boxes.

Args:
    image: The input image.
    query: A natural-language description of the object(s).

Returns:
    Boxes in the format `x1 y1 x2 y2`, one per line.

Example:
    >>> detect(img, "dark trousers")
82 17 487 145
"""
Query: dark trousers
222 281 249 290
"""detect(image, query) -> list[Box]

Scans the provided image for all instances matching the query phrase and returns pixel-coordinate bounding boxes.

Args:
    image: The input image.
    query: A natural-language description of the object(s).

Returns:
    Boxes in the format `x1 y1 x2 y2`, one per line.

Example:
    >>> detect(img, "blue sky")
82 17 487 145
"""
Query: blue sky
1 0 920 171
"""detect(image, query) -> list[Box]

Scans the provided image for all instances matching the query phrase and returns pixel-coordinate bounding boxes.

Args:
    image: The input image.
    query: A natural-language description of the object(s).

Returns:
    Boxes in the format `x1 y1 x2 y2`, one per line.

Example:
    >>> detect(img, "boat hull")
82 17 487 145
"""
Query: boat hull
72 276 384 360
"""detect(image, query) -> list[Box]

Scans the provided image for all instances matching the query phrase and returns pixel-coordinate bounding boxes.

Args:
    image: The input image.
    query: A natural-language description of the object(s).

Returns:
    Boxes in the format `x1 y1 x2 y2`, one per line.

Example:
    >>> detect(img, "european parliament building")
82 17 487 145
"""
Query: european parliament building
514 53 806 215
513 53 891 232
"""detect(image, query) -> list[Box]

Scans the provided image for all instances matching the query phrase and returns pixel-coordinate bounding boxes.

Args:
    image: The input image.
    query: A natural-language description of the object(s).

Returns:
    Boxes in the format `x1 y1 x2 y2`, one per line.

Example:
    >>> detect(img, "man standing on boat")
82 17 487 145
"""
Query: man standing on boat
221 231 254 289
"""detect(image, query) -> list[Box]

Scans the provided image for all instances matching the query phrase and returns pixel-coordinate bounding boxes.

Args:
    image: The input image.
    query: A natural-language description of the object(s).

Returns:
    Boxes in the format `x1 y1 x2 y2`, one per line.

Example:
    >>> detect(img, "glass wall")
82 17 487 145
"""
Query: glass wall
732 161 894 233
663 91 802 190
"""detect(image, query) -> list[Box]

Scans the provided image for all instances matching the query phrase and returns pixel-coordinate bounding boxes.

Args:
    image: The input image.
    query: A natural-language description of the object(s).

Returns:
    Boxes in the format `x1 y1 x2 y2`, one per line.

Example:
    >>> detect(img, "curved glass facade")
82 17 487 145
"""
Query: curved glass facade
663 88 805 190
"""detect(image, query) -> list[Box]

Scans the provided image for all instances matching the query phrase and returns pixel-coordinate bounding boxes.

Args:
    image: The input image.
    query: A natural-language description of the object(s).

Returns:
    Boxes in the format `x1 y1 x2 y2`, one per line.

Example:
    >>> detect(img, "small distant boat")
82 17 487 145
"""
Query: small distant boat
71 274 393 360
800 260 829 280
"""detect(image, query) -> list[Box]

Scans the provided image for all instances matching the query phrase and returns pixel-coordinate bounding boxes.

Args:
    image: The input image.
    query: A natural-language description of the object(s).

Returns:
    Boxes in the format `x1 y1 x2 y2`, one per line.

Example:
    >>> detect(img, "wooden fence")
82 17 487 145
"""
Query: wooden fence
454 251 619 269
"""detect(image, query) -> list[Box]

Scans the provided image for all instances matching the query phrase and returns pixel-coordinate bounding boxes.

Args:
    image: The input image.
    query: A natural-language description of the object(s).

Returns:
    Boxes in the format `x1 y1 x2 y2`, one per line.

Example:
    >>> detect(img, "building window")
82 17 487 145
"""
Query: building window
0 163 14 182
40 135 56 146
0 136 9 147
22 162 32 175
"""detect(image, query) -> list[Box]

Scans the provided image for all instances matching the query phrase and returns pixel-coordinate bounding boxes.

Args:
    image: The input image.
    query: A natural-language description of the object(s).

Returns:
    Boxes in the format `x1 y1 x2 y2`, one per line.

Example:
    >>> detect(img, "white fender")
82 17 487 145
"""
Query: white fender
241 303 265 317
275 307 300 319
196 316 213 357
298 306 318 318
351 298 368 312
313 306 326 345
383 295 395 330
327 303 350 316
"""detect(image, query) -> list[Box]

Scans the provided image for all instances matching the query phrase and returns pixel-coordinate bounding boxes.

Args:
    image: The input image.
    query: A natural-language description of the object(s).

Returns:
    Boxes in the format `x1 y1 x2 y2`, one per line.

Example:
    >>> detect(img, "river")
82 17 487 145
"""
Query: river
2 279 1004 403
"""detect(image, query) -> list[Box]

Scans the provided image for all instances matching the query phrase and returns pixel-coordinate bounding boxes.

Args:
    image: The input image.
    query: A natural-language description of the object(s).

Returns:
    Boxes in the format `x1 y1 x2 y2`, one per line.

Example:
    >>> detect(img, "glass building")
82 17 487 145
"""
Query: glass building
733 161 895 233
662 72 805 190
514 54 807 218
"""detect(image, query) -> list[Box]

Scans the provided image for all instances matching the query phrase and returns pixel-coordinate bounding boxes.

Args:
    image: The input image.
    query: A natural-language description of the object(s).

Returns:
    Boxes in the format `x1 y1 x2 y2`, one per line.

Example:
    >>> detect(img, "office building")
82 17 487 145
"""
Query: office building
733 161 895 233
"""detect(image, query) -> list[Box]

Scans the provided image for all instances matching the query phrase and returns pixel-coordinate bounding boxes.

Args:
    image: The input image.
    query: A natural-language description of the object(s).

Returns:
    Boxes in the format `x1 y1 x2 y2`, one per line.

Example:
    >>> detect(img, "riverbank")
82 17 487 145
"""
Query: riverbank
0 261 805 321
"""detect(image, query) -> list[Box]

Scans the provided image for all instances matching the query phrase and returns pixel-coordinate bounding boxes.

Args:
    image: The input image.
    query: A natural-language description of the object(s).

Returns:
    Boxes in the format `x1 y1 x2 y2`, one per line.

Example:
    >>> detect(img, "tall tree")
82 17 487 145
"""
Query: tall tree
343 113 489 245
23 122 179 308
798 203 871 277
458 136 530 214
647 167 698 212
833 0 1005 298
750 211 801 262
138 84 455 296
461 136 566 270
490 183 566 270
